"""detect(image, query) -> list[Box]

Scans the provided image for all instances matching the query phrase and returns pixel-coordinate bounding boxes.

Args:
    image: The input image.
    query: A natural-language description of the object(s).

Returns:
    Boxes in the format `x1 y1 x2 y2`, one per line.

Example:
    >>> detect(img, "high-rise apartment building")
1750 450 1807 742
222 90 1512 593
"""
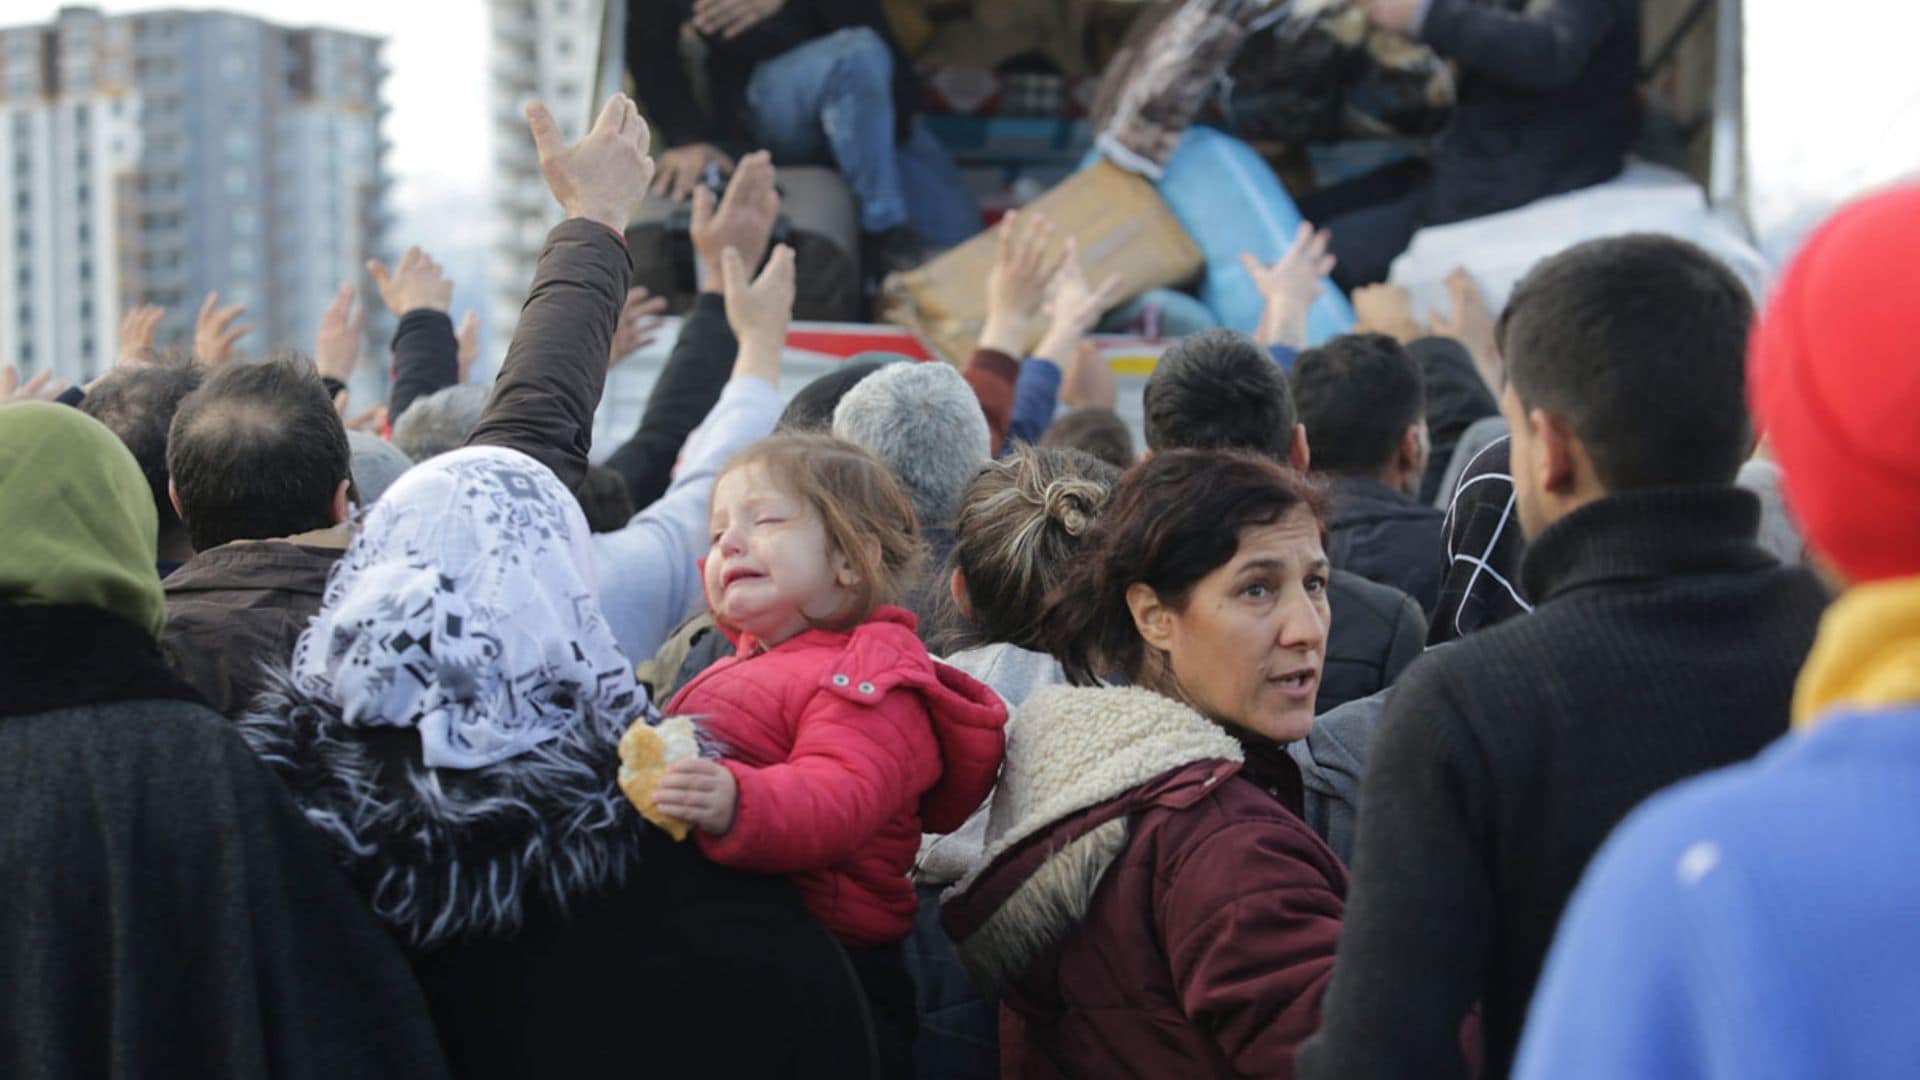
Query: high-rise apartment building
0 7 390 386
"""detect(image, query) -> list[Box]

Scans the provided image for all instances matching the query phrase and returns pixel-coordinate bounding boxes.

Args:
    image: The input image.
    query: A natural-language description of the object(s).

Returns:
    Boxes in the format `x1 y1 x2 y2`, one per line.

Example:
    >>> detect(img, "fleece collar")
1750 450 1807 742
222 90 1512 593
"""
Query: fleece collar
959 686 1242 891
1793 575 1920 729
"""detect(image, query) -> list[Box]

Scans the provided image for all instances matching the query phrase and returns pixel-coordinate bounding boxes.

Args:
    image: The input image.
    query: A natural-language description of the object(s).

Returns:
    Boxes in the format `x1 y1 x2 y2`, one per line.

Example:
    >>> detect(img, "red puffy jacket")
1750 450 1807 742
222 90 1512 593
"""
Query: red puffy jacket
665 606 1007 946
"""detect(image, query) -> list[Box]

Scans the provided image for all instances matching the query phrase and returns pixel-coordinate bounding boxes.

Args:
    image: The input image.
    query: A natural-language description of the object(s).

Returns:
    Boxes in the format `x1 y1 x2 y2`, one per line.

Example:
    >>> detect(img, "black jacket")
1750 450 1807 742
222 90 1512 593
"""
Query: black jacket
240 666 876 1079
626 0 920 150
1413 336 1500 505
1319 568 1426 714
1 605 449 1080
388 308 461 425
1298 486 1828 1080
1421 0 1639 224
1327 475 1446 616
603 292 738 512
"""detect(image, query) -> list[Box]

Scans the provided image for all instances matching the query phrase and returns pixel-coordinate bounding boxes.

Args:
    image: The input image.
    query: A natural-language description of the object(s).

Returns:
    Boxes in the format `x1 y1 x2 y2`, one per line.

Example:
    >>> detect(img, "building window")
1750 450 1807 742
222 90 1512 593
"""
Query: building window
79 259 92 282
17 342 28 363
77 183 89 204
14 191 25 211
81 297 93 319
81 335 94 357
78 222 90 243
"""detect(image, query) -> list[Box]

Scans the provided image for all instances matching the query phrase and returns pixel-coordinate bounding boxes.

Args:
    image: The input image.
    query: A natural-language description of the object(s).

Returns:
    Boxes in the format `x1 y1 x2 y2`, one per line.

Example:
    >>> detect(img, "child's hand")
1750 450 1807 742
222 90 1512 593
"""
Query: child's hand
980 210 1067 357
652 758 738 836
1243 222 1335 349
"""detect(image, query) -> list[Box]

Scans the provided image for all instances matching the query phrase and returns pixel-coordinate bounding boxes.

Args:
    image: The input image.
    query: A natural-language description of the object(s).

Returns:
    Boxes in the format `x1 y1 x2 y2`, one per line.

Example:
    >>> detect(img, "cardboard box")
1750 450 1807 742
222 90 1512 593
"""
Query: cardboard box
878 159 1204 363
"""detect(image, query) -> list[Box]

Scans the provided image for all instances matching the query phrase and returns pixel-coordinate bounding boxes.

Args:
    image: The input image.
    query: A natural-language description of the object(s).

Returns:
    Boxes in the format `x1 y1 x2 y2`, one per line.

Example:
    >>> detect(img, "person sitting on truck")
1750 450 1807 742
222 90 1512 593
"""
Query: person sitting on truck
1301 0 1641 289
625 0 972 279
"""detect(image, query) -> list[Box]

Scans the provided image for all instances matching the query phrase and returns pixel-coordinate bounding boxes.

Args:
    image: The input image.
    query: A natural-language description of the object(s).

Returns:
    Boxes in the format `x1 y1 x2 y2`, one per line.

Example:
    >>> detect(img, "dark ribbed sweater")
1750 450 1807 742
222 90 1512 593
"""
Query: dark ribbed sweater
1297 486 1829 1080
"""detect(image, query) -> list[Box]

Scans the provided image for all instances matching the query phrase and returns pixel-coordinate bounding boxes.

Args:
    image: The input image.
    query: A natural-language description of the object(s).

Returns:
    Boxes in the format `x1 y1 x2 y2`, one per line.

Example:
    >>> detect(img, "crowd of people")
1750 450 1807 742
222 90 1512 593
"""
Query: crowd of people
3 52 1918 1080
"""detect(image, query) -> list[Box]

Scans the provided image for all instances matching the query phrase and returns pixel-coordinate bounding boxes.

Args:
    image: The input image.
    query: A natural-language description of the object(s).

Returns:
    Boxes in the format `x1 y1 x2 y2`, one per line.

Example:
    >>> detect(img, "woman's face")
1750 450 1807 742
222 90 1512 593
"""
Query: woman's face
1139 506 1332 743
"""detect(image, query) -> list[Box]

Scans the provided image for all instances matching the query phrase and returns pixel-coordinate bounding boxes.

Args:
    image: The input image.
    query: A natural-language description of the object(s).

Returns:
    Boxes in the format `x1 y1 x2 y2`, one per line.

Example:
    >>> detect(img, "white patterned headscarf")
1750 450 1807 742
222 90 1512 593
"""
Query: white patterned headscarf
291 446 649 770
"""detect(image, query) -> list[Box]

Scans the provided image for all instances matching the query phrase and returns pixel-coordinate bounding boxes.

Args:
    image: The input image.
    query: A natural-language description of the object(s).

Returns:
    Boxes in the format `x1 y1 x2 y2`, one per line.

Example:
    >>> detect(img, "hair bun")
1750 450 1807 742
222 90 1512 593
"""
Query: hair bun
1041 477 1103 537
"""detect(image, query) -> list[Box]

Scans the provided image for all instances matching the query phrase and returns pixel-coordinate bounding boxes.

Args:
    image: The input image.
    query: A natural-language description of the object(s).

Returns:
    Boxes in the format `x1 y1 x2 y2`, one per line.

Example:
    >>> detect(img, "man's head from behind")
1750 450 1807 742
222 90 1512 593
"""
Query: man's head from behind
1498 234 1754 538
1291 333 1426 493
1143 329 1308 470
392 383 489 463
167 357 352 552
831 360 990 532
81 360 204 560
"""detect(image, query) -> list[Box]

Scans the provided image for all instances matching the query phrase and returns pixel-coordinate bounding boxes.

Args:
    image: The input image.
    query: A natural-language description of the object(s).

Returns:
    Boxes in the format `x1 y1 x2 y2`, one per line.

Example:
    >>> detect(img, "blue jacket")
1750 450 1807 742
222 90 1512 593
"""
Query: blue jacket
1517 704 1920 1079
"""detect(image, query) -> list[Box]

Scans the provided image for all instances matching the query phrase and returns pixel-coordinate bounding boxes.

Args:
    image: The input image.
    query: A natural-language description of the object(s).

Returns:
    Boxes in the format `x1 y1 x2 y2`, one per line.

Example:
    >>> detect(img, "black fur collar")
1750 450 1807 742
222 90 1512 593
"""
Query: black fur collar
239 665 645 949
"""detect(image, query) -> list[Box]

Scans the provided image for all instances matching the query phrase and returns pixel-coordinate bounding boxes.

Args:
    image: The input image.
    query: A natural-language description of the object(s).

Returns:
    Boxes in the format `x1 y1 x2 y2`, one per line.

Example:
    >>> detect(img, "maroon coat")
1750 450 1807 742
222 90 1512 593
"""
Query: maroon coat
942 686 1347 1078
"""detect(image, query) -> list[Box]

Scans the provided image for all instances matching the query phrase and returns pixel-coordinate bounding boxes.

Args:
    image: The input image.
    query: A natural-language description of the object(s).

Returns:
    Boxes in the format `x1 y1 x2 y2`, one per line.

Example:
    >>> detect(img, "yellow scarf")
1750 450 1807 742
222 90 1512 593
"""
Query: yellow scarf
1793 576 1920 729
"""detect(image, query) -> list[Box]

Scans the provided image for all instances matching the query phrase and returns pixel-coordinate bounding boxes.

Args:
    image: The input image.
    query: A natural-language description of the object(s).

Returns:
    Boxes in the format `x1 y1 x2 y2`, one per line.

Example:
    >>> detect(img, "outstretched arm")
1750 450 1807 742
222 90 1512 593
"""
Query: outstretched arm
465 96 655 492
602 151 778 509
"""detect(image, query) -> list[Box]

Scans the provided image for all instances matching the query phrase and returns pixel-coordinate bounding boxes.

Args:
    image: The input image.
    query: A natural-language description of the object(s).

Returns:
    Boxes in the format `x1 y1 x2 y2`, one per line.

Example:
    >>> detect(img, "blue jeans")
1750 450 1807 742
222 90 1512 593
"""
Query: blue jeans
745 27 977 240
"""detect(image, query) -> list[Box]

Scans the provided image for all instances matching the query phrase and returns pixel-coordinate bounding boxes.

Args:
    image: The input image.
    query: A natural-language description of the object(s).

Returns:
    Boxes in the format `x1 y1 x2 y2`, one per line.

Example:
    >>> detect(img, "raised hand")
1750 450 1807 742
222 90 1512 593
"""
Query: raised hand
1363 0 1423 35
1037 237 1122 364
981 210 1068 357
1243 222 1336 349
314 283 365 383
652 143 736 202
721 243 796 387
1351 283 1424 345
455 310 480 383
366 246 453 317
193 292 252 366
608 287 670 368
117 304 166 365
331 387 388 434
652 757 739 836
1428 268 1503 393
0 364 68 404
1061 340 1118 411
691 0 785 40
527 94 655 236
690 150 780 291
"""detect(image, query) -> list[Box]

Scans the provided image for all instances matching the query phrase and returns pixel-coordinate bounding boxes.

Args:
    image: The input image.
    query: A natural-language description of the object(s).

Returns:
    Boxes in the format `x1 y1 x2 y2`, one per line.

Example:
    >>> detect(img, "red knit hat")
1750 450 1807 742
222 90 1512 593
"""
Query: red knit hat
1749 183 1920 583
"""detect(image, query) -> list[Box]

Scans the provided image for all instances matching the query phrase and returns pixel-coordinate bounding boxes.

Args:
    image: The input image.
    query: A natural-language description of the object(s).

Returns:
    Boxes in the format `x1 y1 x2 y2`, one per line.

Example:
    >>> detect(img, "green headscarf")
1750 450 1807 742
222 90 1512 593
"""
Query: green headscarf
0 402 165 639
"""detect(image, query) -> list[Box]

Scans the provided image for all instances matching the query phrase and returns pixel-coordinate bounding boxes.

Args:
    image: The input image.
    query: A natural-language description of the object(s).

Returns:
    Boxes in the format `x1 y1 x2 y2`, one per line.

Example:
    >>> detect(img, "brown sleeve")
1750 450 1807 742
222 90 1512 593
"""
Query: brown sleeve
962 348 1020 456
465 219 632 493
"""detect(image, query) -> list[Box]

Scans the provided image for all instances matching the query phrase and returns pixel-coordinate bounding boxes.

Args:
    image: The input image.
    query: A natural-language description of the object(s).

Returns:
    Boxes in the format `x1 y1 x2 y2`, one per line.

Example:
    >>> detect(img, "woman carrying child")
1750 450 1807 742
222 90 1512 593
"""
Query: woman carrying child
651 432 1008 1079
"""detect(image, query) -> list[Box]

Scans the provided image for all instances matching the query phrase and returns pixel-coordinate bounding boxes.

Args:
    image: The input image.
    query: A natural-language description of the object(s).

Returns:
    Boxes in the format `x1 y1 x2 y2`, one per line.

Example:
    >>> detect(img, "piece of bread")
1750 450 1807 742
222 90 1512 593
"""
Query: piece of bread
618 715 700 841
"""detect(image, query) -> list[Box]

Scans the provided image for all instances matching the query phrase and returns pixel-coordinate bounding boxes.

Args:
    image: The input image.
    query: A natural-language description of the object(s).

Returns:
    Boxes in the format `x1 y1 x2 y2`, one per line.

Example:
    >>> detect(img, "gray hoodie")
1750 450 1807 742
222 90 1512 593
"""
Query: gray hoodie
1288 688 1389 865
917 643 1071 884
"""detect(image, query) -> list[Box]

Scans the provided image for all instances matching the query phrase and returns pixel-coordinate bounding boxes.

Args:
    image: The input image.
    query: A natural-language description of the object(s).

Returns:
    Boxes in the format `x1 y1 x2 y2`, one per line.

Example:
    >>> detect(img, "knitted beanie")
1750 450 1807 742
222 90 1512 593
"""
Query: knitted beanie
1749 183 1920 582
